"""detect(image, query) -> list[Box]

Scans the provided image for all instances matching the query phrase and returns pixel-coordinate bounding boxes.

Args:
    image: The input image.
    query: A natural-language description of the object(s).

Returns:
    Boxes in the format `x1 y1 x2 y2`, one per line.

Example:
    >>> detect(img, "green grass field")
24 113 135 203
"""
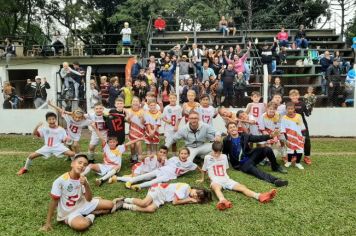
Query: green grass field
0 135 355 236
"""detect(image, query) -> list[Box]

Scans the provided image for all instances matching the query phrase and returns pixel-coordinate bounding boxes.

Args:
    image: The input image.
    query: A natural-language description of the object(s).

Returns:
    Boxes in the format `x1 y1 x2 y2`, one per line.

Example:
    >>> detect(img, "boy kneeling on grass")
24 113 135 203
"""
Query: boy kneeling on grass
198 141 277 211
40 154 124 232
120 183 212 213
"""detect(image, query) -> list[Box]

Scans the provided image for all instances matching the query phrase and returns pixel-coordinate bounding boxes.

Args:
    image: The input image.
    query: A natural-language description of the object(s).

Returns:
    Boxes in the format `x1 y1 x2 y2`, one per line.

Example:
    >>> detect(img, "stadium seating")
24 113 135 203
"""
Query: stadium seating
148 28 354 107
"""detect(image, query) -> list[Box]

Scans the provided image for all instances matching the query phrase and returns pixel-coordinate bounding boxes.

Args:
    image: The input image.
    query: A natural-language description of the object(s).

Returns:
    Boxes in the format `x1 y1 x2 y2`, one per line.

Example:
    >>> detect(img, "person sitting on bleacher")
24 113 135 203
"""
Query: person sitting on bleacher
225 41 251 83
259 40 277 82
218 16 228 36
276 26 289 48
344 64 356 107
295 24 308 49
227 17 237 36
168 36 189 58
326 59 342 107
153 15 166 37
334 50 351 73
320 51 333 95
0 38 16 65
188 43 205 81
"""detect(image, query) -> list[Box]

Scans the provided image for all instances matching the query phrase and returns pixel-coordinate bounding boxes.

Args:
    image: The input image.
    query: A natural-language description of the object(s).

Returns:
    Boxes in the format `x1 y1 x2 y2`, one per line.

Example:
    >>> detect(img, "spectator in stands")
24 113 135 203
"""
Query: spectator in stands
153 15 166 37
276 26 289 47
147 55 157 75
133 80 148 102
2 81 20 109
344 64 356 107
0 38 16 65
269 76 284 99
320 51 333 95
259 41 277 82
60 62 80 100
168 36 189 58
234 72 247 107
137 68 148 84
295 24 308 49
215 50 227 66
158 62 176 85
99 76 110 107
352 36 356 61
108 77 122 108
334 50 351 73
72 61 85 100
220 63 237 107
89 79 100 108
278 46 288 65
227 17 237 36
202 61 216 83
157 51 166 67
189 44 205 80
181 77 199 103
226 47 235 60
179 55 192 81
210 57 223 76
26 76 50 108
51 31 65 55
158 79 174 107
206 48 216 66
145 68 156 85
218 16 228 36
225 42 251 82
131 56 142 81
120 22 132 55
326 59 342 107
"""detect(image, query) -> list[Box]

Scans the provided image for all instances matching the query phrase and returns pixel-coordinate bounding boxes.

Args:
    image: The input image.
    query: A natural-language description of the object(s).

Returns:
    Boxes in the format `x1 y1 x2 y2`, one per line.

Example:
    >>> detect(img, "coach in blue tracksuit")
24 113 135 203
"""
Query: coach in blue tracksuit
222 122 288 187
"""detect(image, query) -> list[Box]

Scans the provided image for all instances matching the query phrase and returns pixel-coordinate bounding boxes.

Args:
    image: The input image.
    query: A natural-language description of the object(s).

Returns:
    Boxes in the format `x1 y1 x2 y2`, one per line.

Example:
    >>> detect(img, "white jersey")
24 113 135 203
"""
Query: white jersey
200 106 216 125
132 155 166 175
202 154 230 180
149 183 190 202
157 156 197 180
102 143 125 166
87 113 107 131
277 104 286 116
247 103 265 122
162 105 182 131
38 126 67 147
62 114 91 141
258 112 281 133
280 114 305 153
50 172 87 221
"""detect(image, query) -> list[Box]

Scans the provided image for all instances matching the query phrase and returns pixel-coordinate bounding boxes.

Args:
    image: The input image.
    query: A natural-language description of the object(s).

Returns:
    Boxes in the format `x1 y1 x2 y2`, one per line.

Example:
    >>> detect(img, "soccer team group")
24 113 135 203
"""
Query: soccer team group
16 87 312 232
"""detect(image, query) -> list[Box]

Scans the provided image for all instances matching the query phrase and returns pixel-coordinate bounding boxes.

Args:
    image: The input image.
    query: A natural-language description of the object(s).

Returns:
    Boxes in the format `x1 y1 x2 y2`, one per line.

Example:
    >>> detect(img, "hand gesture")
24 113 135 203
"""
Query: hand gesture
42 77 47 83
38 121 44 127
27 79 32 84
215 45 219 50
39 224 53 232
80 175 88 186
329 82 333 88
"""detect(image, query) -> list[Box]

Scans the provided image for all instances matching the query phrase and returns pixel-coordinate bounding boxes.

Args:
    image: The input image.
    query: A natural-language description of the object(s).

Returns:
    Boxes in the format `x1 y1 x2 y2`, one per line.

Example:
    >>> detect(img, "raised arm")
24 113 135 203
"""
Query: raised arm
80 175 93 202
33 122 43 137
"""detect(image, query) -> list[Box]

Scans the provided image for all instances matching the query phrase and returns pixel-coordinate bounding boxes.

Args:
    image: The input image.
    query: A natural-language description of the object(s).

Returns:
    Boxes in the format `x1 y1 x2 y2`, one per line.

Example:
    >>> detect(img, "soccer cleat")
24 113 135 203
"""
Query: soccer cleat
274 179 288 187
131 184 141 191
17 167 28 176
111 197 125 213
125 182 132 189
216 201 227 211
259 189 277 203
222 199 233 209
95 179 103 187
303 156 312 165
295 163 304 170
108 175 118 184
284 162 292 168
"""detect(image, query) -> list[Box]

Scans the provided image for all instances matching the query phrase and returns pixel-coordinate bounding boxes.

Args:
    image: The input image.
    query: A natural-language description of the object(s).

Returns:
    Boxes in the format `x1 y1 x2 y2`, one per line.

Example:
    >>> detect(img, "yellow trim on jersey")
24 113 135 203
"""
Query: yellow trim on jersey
283 114 302 125
263 113 280 122
61 172 70 180
129 108 144 116
145 110 162 120
175 183 190 191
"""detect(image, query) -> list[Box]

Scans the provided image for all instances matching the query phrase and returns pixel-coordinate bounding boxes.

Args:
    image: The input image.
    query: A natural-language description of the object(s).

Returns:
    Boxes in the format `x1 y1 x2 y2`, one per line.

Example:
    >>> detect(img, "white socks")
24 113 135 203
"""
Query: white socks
123 203 136 211
100 169 117 181
253 193 260 200
85 214 95 224
124 198 134 204
82 166 91 176
117 176 132 182
24 158 32 170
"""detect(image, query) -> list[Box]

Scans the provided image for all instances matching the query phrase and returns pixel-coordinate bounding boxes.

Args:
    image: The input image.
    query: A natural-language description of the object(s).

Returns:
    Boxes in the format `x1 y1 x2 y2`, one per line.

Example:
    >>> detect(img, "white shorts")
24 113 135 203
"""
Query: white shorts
132 163 146 176
287 148 304 154
97 164 117 176
65 199 100 225
164 129 177 141
148 188 166 207
36 144 70 159
90 131 107 146
211 177 239 190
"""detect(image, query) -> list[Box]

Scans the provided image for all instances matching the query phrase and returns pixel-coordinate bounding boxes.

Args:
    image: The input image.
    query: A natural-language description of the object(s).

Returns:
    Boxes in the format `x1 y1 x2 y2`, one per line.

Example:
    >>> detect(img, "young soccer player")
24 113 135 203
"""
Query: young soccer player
199 141 277 210
120 183 212 213
40 154 122 232
121 80 134 108
236 110 254 133
105 97 126 145
144 99 161 154
48 100 91 153
258 102 281 146
182 89 201 123
218 107 237 124
245 91 266 135
127 96 145 163
289 89 312 165
87 102 107 163
162 93 182 153
83 124 143 186
17 112 76 176
271 93 286 116
143 92 161 111
118 147 198 190
281 102 306 170
200 94 217 125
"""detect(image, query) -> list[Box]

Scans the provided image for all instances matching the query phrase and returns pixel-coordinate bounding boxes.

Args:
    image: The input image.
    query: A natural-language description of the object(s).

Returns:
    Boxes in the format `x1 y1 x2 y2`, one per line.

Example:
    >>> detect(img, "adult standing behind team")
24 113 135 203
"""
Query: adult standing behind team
165 111 221 162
